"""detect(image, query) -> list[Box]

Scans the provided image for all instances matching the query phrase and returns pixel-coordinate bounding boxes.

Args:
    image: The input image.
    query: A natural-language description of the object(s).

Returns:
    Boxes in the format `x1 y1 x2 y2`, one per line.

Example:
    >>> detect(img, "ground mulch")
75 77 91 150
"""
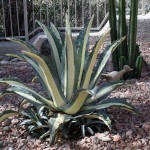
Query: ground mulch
0 41 150 150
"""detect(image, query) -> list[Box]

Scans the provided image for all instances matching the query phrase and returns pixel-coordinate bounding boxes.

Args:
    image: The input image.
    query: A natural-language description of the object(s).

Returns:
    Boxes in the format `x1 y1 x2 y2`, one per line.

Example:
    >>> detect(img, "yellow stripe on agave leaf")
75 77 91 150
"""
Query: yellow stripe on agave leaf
0 110 20 122
61 89 94 114
6 54 22 59
13 91 43 105
13 90 58 111
21 54 50 96
85 81 124 104
22 53 54 98
0 92 15 99
77 15 94 88
0 79 56 108
82 29 110 89
21 54 45 80
66 34 76 100
81 98 137 113
36 20 61 79
22 52 68 107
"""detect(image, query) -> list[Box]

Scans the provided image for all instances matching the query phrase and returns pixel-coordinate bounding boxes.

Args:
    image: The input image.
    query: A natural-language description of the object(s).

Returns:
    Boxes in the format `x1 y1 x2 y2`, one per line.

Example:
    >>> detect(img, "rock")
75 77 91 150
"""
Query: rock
121 133 126 141
34 139 41 146
11 118 19 125
8 147 14 150
3 126 11 132
93 137 100 144
17 140 26 149
144 146 150 150
85 138 91 143
4 119 12 126
135 134 142 140
112 134 121 142
137 128 146 136
141 138 148 144
124 147 132 150
101 136 112 142
21 139 28 144
0 141 4 148
10 58 22 63
142 122 150 132
80 139 85 145
96 131 109 139
0 60 10 64
126 130 133 139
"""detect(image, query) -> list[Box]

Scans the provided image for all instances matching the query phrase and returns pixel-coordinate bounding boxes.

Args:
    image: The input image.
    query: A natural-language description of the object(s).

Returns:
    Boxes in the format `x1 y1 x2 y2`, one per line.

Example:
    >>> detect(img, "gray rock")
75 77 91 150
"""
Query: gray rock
101 136 112 142
10 58 22 63
141 138 148 144
4 119 11 126
0 60 10 65
3 126 11 132
126 130 133 139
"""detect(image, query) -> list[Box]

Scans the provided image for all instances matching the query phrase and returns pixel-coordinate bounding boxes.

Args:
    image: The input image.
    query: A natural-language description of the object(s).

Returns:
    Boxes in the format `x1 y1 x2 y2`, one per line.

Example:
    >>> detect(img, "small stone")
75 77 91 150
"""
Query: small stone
85 138 91 143
11 118 19 125
101 136 112 142
94 137 100 144
8 147 14 150
121 133 126 141
0 60 10 64
137 128 146 136
21 139 28 144
126 130 133 139
144 146 150 150
141 138 148 144
18 141 25 149
4 119 11 126
135 134 142 140
124 147 131 150
3 126 11 132
0 141 4 148
96 132 109 139
112 134 121 142
80 139 85 145
10 58 22 63
34 139 41 145
142 122 150 131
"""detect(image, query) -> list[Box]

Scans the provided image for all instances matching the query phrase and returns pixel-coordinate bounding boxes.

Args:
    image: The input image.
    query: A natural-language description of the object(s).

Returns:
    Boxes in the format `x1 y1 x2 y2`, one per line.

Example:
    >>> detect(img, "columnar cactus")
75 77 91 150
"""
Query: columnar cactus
108 0 143 78
108 0 119 70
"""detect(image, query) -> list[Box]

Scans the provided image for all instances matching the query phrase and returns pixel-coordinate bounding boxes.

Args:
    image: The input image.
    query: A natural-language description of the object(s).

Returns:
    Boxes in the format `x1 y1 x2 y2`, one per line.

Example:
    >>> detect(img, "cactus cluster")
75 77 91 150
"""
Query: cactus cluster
108 0 143 78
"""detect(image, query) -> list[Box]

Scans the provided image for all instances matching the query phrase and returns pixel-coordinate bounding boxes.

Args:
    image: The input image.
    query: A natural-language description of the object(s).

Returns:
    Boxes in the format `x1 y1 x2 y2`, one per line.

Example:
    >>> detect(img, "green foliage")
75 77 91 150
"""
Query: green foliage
108 0 143 78
0 15 138 145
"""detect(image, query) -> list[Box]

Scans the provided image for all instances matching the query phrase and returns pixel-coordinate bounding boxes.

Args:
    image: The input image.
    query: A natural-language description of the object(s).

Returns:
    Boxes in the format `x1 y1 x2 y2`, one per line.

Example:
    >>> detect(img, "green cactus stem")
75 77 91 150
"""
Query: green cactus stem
135 56 143 78
128 0 138 68
119 56 127 70
108 0 119 70
118 0 128 58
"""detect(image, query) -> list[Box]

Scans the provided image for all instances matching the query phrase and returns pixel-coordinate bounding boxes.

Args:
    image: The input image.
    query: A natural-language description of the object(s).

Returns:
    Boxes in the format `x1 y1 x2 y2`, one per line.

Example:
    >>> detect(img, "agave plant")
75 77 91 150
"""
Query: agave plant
0 15 138 145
